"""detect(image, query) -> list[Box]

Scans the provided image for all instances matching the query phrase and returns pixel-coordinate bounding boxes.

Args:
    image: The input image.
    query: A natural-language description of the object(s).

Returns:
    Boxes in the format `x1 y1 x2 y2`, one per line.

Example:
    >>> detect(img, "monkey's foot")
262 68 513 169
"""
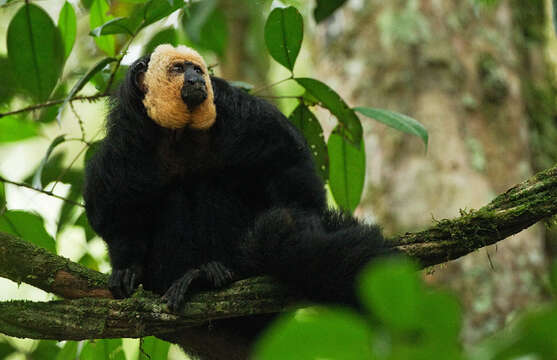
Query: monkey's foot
109 264 143 299
163 262 236 312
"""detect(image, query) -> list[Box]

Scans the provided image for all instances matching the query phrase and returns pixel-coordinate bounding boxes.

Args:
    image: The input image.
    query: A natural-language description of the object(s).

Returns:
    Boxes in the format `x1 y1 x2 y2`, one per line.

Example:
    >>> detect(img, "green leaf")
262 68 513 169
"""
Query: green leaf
57 57 117 122
254 308 373 360
327 128 365 212
314 0 348 23
0 210 56 253
90 17 135 36
182 0 217 43
289 104 329 181
138 337 171 360
264 6 303 72
75 211 96 242
0 57 18 104
354 107 428 150
0 115 39 143
31 341 61 359
0 342 15 359
81 339 126 360
296 77 362 144
56 341 78 360
143 27 178 54
78 253 100 271
58 2 77 60
492 308 557 360
7 4 65 101
90 0 116 56
0 181 6 212
32 135 67 190
91 65 128 93
142 0 185 28
358 258 422 330
229 81 254 92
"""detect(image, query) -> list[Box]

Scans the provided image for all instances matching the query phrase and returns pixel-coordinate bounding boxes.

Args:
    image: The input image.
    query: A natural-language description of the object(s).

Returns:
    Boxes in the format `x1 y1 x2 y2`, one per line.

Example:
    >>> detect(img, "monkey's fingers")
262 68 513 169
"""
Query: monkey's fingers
200 261 235 288
163 268 201 312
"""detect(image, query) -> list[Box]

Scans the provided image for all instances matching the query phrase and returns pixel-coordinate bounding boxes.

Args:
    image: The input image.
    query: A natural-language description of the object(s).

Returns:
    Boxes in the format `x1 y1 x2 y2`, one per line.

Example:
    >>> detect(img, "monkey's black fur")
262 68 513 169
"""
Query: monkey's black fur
83 54 388 311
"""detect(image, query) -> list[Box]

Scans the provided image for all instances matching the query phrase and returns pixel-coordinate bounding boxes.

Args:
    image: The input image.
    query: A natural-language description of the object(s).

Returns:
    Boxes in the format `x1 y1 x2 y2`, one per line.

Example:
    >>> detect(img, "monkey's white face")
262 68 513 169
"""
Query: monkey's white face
141 44 216 130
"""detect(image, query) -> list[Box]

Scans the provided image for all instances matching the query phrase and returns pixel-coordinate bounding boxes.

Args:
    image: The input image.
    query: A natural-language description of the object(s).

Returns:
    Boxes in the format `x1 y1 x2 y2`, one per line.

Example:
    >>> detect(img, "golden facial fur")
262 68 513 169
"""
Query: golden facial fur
141 44 216 130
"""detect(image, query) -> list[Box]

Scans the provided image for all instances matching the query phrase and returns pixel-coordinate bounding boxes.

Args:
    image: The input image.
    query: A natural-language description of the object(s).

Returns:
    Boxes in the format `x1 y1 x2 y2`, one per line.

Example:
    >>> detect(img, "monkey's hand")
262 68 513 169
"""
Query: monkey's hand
163 261 235 312
108 263 144 299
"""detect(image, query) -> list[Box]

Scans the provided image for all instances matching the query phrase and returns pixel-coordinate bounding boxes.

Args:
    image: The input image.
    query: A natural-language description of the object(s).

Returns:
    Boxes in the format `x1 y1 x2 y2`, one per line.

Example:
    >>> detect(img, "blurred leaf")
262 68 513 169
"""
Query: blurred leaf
56 341 78 360
24 152 81 189
57 57 117 122
143 27 178 54
198 9 228 57
0 342 15 359
81 339 126 360
182 0 217 43
289 104 328 181
358 258 422 330
0 115 39 143
354 107 428 150
0 210 56 253
492 308 557 360
314 0 347 23
58 2 77 60
254 308 373 360
142 0 185 28
31 341 61 359
85 141 102 164
7 4 65 101
0 182 5 211
296 77 362 145
0 57 18 104
264 6 303 72
92 65 128 93
58 182 84 235
90 0 116 56
138 337 171 360
32 135 67 190
75 211 96 242
90 17 136 36
38 84 67 123
327 128 365 212
78 253 100 271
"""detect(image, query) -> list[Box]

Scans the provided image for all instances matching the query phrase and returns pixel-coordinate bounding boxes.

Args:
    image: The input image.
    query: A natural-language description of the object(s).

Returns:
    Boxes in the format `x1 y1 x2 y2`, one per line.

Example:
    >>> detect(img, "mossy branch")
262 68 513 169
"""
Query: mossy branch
0 163 556 342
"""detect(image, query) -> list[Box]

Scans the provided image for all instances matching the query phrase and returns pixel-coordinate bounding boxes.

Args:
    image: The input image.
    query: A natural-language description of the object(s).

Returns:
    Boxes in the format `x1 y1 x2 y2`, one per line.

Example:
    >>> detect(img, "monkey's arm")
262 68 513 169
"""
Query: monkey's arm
83 138 164 297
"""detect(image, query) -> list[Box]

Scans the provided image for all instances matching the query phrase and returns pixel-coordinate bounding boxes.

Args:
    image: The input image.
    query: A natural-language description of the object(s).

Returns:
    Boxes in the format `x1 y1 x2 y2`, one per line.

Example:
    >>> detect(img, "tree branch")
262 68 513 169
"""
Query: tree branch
0 94 107 119
0 163 556 342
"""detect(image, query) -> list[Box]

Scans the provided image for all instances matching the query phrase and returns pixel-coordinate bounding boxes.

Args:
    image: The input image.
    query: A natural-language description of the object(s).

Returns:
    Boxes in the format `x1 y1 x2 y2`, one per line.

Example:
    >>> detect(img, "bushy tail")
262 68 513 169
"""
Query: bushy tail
238 208 392 306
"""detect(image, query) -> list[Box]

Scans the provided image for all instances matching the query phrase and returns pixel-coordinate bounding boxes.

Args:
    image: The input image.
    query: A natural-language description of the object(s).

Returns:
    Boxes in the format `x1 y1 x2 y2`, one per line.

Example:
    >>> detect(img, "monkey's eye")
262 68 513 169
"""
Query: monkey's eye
194 66 203 75
171 63 185 73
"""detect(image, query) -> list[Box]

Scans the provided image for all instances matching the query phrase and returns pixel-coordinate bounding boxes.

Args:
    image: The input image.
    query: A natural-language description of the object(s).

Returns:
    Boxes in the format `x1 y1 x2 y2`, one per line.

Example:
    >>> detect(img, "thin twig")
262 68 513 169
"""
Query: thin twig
251 76 294 95
51 128 103 193
0 176 84 207
0 94 107 119
70 102 86 140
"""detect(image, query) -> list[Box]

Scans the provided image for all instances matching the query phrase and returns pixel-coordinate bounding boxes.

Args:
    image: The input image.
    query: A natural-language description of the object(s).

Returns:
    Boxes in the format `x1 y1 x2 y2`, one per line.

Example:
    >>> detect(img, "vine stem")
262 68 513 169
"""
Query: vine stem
0 94 107 119
0 175 84 207
251 76 294 95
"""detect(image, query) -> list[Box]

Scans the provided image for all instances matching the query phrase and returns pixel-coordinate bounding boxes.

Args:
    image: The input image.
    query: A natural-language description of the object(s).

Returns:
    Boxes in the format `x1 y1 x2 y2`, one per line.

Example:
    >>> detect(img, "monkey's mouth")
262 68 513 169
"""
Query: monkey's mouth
181 85 207 110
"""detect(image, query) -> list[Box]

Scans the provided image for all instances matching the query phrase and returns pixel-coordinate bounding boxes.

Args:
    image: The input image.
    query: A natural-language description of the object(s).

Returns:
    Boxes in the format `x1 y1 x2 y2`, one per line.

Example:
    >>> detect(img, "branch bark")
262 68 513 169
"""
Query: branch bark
0 163 556 344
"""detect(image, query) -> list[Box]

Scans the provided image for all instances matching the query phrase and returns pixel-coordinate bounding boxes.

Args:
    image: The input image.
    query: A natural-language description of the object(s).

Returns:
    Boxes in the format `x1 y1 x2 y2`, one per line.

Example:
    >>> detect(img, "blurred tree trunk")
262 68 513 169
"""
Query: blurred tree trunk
311 0 557 343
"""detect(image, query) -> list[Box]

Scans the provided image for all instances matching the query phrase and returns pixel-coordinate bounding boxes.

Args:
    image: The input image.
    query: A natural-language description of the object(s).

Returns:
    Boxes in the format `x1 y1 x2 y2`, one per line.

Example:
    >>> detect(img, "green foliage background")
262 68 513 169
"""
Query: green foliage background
0 0 555 359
